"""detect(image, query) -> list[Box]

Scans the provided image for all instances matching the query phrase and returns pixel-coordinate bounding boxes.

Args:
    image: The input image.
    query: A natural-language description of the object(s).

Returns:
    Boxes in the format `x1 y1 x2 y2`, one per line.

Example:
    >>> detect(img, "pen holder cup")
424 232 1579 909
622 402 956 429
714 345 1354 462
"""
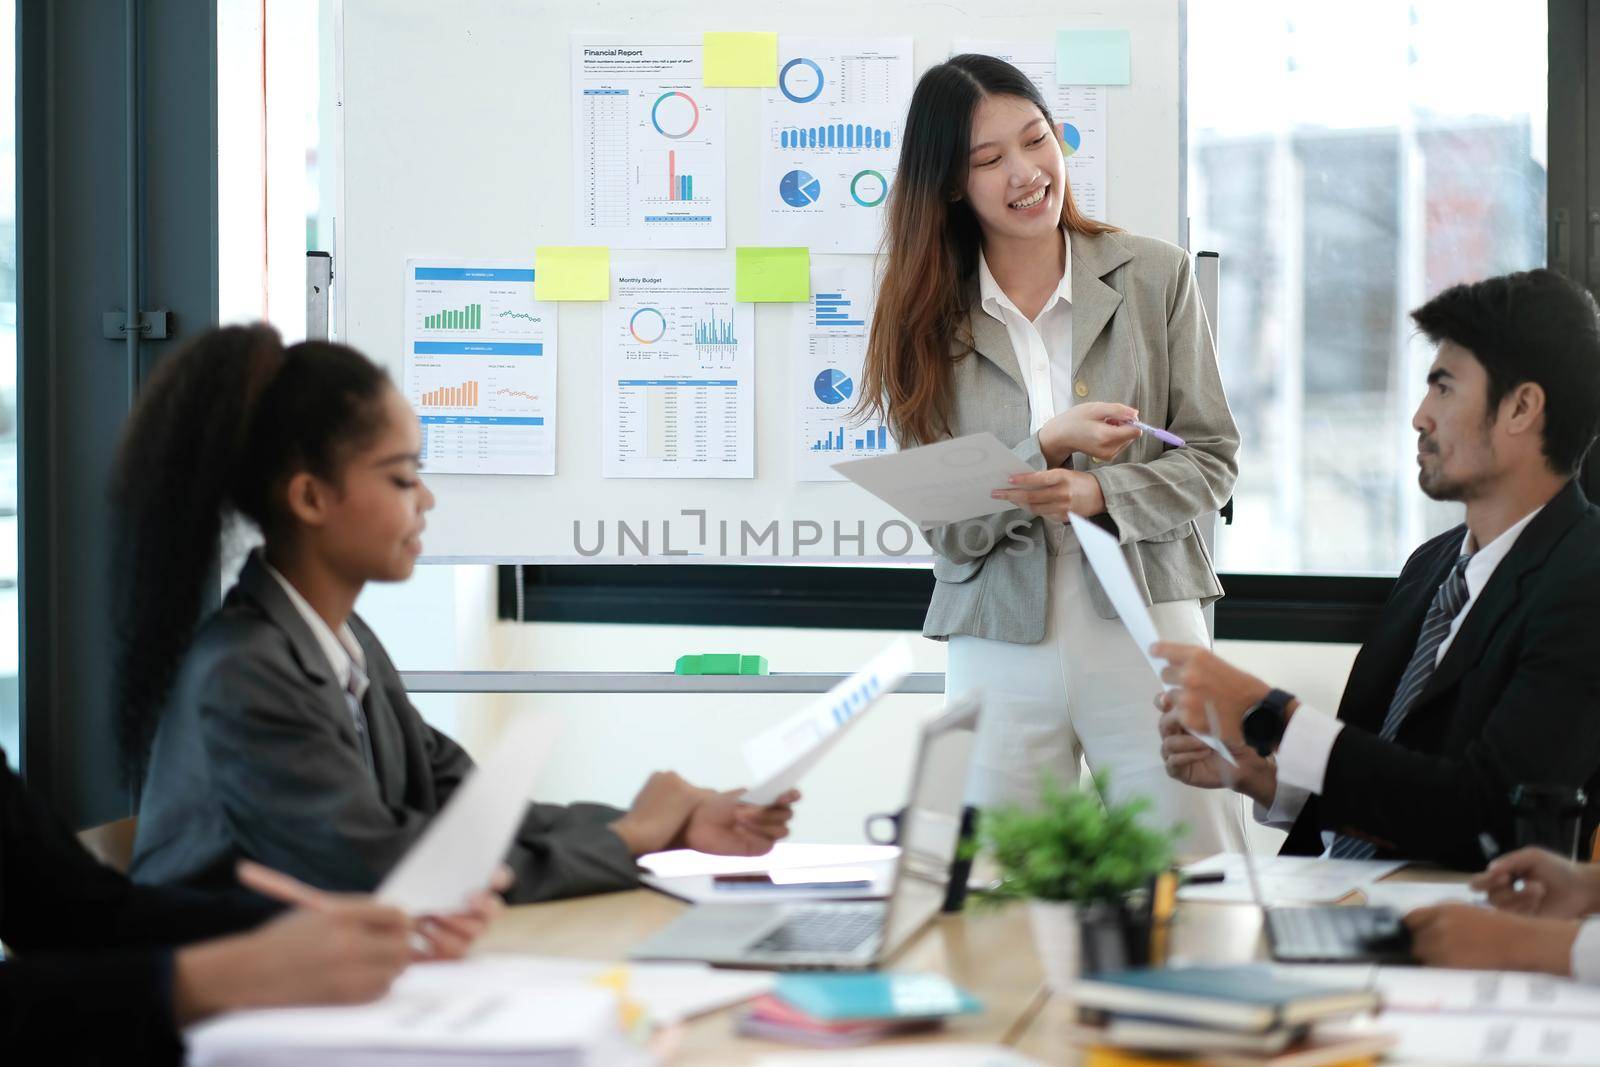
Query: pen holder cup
1078 898 1159 976
1510 783 1588 860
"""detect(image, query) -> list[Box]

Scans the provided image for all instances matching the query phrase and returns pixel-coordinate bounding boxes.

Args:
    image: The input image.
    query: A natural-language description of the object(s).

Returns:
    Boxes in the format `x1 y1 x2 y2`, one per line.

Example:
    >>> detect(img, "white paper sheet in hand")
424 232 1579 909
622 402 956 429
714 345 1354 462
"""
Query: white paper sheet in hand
740 639 914 805
833 432 1034 527
377 716 557 914
1067 513 1236 766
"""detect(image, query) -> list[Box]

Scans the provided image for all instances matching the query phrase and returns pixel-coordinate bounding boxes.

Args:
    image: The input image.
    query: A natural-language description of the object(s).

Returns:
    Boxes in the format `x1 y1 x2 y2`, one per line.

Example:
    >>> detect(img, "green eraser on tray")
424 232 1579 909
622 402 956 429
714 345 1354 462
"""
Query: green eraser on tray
675 654 769 675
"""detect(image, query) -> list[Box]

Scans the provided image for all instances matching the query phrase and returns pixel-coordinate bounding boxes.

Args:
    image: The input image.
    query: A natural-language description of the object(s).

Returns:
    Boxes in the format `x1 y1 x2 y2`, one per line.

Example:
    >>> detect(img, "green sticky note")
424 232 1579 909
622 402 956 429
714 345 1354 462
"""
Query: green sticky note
736 247 810 302
533 246 610 301
1056 29 1131 85
702 32 779 87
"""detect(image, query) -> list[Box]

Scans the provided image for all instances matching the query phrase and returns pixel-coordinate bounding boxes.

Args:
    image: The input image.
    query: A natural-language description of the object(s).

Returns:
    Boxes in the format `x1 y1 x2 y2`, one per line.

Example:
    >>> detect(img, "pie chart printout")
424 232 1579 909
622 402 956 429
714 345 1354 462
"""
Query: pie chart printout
813 368 854 405
780 169 823 208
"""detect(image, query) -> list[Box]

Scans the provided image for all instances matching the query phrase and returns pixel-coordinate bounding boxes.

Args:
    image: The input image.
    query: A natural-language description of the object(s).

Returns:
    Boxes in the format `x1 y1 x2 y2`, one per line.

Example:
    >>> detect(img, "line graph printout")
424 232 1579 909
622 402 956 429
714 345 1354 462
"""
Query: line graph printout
759 37 912 253
403 259 557 476
602 259 754 478
572 35 728 249
953 40 1107 222
793 262 895 481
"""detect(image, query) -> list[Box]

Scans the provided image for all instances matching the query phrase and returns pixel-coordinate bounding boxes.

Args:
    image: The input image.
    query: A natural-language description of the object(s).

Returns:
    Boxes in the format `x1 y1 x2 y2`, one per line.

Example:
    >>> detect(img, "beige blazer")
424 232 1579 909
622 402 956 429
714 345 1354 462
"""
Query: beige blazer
911 229 1239 644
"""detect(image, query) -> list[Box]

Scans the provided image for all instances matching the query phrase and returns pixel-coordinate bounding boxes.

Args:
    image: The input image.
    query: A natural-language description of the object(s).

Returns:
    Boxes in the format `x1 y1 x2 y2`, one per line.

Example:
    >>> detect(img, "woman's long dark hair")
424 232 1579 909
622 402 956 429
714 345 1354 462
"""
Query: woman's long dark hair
858 54 1117 445
110 325 391 779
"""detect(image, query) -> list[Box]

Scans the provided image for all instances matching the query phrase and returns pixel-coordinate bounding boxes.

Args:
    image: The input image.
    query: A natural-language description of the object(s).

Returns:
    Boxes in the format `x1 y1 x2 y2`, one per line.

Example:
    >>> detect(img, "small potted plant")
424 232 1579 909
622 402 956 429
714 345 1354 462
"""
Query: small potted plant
972 773 1179 990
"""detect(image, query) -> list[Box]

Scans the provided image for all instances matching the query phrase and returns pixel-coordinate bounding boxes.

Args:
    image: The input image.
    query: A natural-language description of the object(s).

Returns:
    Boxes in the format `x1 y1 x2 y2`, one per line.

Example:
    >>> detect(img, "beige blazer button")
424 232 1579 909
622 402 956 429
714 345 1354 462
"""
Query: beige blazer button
1074 379 1089 398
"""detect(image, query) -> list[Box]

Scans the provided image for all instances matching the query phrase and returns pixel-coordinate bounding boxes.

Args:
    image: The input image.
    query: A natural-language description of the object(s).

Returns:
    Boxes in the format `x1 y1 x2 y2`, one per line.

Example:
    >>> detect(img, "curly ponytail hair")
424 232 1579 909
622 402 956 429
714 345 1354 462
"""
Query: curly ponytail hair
110 325 391 778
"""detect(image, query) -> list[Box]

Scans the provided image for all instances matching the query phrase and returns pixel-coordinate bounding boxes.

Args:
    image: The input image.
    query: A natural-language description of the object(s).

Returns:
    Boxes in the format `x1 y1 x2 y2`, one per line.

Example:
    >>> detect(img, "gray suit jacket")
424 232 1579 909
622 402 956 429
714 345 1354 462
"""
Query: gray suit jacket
129 552 639 902
915 229 1239 644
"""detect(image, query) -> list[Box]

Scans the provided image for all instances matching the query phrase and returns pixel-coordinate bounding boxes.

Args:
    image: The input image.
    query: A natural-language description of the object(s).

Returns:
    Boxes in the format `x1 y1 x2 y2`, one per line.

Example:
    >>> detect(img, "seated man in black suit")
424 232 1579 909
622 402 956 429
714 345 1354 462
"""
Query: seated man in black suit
1154 268 1600 869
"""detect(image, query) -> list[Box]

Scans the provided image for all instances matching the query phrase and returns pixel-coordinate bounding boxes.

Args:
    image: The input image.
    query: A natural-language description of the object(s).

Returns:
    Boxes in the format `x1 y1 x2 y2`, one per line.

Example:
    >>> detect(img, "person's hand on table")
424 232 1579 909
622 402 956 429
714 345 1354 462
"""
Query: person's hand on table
677 788 800 856
1472 847 1600 919
1405 903 1581 975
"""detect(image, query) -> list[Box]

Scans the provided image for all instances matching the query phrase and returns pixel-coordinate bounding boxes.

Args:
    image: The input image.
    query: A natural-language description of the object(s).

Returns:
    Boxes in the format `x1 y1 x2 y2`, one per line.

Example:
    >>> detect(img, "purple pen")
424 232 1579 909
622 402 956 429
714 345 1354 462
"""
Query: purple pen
1119 418 1186 448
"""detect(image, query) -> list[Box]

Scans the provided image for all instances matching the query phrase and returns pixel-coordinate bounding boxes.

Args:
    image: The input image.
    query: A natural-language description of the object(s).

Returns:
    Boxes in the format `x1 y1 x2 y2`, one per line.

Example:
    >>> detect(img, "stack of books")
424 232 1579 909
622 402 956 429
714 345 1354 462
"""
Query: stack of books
737 973 982 1047
1067 966 1394 1067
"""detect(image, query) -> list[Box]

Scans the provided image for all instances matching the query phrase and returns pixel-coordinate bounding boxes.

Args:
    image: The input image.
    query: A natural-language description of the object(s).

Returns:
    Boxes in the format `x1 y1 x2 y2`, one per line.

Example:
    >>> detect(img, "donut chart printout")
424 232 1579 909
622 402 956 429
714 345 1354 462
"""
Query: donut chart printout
759 37 912 253
572 34 728 249
602 258 755 478
793 261 896 481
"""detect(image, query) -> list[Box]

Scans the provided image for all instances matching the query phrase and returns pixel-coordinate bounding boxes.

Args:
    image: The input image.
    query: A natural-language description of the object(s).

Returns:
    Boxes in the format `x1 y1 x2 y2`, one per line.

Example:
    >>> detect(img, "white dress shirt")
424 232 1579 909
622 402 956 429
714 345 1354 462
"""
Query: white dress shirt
261 559 371 705
1574 919 1600 984
976 240 1073 436
1258 505 1546 832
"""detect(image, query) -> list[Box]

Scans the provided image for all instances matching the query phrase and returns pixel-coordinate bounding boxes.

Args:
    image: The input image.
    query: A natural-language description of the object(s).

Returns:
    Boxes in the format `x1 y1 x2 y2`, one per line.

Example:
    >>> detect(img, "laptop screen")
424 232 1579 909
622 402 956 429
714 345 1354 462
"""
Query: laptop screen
879 697 978 956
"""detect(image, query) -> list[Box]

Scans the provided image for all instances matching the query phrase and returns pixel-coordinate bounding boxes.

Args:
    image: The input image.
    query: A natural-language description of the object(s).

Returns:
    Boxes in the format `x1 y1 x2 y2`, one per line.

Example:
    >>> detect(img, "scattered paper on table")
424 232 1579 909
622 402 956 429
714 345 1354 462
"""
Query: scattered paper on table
1179 853 1405 904
1360 880 1486 913
755 1045 1046 1067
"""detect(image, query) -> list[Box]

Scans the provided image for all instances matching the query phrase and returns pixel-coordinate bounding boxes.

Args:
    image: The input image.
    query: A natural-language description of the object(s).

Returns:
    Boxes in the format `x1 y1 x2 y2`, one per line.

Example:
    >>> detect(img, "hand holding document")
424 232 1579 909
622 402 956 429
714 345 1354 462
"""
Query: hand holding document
377 716 557 915
1067 513 1236 765
740 640 914 805
833 432 1034 527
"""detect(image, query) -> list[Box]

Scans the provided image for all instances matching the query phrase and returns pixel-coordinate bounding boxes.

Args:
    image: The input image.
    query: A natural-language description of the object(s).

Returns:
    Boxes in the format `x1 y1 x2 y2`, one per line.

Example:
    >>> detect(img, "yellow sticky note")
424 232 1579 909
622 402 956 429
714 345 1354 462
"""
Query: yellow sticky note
702 32 779 87
736 247 810 302
533 246 610 301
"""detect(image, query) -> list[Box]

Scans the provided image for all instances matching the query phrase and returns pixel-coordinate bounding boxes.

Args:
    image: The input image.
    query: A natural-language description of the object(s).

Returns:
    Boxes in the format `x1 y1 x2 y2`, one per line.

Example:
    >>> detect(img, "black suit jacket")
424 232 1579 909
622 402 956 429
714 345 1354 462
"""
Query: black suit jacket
0 751 276 1065
1281 480 1600 868
130 552 639 902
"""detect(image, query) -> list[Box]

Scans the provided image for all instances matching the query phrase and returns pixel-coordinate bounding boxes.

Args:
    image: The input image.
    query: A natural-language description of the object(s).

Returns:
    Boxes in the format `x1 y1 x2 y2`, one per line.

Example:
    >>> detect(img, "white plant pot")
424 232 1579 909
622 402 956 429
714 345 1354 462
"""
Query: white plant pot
1027 899 1082 992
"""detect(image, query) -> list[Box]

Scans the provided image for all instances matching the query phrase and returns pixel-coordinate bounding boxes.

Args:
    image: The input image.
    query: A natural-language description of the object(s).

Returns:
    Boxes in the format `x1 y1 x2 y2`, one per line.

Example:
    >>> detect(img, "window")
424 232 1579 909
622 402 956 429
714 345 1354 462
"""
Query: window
1189 0 1548 575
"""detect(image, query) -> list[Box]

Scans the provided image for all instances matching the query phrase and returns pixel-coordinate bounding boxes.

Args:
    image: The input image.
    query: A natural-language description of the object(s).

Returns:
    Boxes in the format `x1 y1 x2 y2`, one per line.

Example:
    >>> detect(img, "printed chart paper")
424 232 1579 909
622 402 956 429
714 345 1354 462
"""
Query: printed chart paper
403 259 557 476
760 37 912 253
572 35 727 249
793 262 894 481
602 259 754 478
954 40 1108 223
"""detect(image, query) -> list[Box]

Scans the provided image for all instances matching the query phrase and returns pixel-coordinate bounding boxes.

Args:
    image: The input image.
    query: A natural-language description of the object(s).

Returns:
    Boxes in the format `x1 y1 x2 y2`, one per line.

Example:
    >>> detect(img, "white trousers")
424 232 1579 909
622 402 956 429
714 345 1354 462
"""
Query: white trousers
947 551 1244 858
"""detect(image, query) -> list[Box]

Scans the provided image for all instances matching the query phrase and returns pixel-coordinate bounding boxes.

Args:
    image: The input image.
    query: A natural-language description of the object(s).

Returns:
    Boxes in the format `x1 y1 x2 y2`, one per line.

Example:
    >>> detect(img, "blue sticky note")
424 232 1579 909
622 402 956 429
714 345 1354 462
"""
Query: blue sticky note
1056 29 1131 85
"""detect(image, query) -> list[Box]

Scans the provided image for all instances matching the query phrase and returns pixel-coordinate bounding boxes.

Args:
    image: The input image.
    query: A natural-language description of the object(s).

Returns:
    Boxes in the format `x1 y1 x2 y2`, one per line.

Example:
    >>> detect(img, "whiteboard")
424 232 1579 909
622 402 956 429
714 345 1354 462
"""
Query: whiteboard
337 0 1184 562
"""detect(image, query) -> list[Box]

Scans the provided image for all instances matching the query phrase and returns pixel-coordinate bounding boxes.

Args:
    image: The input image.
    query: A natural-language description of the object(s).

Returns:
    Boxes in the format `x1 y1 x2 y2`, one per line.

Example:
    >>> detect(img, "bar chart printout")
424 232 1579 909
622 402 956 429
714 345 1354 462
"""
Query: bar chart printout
760 36 913 253
403 259 558 475
603 260 754 478
572 34 728 249
794 262 895 481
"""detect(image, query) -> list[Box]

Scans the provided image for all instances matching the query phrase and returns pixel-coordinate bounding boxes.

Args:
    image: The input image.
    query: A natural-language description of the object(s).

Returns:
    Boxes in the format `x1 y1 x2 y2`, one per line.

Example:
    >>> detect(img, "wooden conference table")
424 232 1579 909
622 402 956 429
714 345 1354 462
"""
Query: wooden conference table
475 868 1463 1065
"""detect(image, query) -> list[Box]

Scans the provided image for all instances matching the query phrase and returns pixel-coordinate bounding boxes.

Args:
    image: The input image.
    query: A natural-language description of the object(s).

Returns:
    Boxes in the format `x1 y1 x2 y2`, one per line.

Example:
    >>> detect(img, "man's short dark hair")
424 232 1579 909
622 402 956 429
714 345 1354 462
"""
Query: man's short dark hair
1411 269 1600 476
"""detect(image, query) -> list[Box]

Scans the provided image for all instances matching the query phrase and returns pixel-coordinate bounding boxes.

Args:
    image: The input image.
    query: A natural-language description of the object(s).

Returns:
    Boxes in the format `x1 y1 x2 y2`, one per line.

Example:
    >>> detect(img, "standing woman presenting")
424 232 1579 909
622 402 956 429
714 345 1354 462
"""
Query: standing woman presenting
860 55 1241 853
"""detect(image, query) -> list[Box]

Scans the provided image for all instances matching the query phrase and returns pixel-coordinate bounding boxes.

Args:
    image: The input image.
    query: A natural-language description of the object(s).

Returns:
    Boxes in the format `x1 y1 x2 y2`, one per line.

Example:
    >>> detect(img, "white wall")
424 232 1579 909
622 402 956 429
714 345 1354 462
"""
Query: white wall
357 565 1359 852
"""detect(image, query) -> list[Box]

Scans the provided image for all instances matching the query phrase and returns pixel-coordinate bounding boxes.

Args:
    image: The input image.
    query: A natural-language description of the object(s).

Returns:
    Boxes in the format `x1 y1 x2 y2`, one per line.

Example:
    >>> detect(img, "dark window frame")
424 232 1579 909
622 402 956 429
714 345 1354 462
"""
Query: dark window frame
498 1 1594 646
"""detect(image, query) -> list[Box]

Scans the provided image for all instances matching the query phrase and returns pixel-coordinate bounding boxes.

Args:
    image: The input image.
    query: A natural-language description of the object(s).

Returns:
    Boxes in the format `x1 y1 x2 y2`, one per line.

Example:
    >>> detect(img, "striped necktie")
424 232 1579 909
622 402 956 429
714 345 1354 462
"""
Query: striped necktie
345 662 377 780
1328 554 1471 861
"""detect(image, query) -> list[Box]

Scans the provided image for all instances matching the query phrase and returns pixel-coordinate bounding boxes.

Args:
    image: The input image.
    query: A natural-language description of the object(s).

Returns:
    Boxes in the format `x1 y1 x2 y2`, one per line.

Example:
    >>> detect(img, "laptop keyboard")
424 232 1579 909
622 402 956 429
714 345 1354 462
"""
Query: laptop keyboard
1268 905 1410 961
750 906 883 955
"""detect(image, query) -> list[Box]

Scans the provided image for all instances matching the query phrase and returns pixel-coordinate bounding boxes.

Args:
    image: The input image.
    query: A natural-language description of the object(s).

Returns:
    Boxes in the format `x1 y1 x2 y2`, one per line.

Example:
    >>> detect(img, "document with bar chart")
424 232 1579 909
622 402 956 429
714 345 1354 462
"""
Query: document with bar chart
571 35 727 249
759 37 912 253
602 260 753 478
953 39 1108 222
794 262 894 481
402 259 557 476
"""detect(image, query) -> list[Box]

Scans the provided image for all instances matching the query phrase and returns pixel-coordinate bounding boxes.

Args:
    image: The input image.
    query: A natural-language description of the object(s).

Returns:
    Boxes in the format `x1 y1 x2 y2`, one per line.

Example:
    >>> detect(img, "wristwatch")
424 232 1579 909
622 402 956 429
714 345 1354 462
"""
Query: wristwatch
1241 688 1296 757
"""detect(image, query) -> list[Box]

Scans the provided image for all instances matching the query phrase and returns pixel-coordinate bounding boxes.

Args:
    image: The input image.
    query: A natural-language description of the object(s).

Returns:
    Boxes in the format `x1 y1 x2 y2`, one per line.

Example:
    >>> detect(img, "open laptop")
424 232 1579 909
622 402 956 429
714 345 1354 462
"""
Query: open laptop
629 695 979 970
1240 842 1415 964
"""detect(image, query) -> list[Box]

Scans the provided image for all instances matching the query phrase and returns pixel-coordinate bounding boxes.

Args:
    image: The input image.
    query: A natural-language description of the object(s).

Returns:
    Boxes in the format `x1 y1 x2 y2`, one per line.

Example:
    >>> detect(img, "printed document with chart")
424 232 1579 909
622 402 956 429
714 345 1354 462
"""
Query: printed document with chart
572 34 728 249
953 39 1108 222
793 261 895 481
760 37 912 253
602 259 754 478
402 259 557 475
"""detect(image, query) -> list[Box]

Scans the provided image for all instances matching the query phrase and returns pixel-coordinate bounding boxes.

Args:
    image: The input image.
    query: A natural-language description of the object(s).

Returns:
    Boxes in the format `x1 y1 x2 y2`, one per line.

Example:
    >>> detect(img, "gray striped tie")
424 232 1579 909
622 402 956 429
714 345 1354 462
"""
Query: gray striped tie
1328 554 1471 860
